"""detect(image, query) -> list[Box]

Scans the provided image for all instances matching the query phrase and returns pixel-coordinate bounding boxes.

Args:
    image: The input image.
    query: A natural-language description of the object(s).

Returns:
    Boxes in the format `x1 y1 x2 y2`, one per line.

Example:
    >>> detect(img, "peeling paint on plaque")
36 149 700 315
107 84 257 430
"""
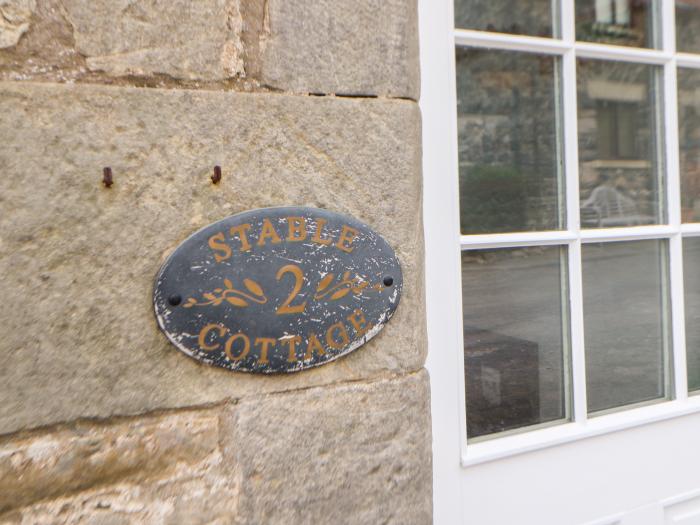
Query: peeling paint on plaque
153 207 402 373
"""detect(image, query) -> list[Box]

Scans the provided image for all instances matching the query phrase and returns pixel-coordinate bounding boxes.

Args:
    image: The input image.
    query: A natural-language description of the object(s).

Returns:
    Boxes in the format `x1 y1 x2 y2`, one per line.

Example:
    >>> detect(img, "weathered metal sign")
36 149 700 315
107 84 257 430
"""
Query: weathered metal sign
153 207 402 373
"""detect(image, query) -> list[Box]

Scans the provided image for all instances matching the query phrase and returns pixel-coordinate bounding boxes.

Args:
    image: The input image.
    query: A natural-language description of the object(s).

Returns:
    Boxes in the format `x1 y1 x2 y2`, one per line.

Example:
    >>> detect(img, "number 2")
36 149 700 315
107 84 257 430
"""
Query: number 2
275 264 307 314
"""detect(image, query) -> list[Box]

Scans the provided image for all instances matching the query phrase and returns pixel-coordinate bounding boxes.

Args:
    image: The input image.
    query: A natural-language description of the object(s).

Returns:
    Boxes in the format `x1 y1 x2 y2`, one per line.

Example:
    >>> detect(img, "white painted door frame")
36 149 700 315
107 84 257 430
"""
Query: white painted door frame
420 1 700 523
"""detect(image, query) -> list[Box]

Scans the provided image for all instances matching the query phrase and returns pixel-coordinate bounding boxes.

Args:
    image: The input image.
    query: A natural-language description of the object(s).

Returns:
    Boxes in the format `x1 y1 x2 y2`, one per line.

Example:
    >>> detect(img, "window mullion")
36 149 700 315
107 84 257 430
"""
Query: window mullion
560 0 589 423
561 13 589 420
661 0 688 400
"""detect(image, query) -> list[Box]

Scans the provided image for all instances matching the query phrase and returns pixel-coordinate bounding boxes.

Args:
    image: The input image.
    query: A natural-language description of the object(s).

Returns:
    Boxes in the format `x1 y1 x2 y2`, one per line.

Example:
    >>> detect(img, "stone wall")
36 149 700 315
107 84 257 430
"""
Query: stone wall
0 1 431 523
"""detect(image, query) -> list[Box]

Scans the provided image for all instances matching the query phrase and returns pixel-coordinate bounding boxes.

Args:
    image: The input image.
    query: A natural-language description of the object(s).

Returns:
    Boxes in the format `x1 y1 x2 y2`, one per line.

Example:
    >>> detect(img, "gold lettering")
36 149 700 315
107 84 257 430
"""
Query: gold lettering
224 332 250 361
275 264 307 314
229 224 252 252
311 218 332 246
198 323 227 351
335 225 359 253
304 333 326 360
281 335 301 362
287 217 307 242
255 337 276 364
325 321 350 350
257 219 282 246
347 308 372 337
208 232 232 263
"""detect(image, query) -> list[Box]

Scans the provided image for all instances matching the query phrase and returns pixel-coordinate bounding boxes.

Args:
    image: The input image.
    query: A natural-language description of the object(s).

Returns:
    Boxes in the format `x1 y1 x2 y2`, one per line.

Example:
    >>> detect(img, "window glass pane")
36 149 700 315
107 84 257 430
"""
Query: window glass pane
678 68 700 223
683 237 700 392
575 0 658 48
583 240 672 414
457 49 564 234
454 0 555 37
676 1 700 53
462 247 570 440
577 59 664 228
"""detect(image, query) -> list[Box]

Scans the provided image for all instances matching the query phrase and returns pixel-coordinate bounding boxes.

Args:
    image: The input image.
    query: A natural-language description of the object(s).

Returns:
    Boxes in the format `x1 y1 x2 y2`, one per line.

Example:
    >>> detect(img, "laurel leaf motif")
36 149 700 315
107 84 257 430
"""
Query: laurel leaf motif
316 273 334 292
224 278 233 289
243 278 264 297
203 293 217 301
226 296 248 307
330 287 351 300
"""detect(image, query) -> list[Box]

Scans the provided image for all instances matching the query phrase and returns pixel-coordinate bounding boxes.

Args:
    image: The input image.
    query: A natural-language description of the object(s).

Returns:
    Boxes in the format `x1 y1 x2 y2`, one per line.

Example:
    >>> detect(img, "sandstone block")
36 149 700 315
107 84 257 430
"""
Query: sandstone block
0 0 419 99
0 81 425 434
0 410 241 524
0 373 431 524
0 0 34 49
253 0 420 99
223 370 432 525
0 410 223 515
61 0 245 81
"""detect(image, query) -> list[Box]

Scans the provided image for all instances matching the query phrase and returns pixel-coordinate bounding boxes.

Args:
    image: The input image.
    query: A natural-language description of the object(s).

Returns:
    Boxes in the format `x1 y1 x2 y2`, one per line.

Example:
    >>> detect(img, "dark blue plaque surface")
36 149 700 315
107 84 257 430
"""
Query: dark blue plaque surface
153 207 402 373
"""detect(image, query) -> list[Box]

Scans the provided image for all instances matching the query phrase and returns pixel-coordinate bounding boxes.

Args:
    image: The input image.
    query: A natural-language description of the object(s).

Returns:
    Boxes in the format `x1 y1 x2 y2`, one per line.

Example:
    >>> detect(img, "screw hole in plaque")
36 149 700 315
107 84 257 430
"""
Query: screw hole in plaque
168 294 182 306
383 276 394 287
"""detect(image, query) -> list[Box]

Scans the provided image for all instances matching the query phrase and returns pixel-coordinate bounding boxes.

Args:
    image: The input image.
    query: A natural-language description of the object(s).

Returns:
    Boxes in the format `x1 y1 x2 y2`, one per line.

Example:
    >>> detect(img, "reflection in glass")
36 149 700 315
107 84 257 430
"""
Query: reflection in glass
462 247 570 440
456 49 564 234
678 69 700 223
577 59 664 228
575 0 658 48
676 1 700 53
583 240 672 414
454 0 555 37
683 237 700 392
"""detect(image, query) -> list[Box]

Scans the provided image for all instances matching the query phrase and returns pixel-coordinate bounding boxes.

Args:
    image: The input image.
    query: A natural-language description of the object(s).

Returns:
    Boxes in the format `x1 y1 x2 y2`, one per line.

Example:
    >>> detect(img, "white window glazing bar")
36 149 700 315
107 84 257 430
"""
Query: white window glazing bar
459 225 678 249
676 53 700 69
575 42 671 64
681 224 700 234
661 0 689 400
459 231 576 249
579 225 676 241
560 0 588 424
454 29 570 55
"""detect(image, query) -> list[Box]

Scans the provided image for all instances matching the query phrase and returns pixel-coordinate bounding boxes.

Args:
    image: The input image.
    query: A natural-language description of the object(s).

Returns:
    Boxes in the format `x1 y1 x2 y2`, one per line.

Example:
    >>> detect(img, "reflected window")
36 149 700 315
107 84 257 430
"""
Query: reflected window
577 59 664 228
678 68 700 223
576 0 658 48
454 0 556 37
456 48 564 234
676 1 700 53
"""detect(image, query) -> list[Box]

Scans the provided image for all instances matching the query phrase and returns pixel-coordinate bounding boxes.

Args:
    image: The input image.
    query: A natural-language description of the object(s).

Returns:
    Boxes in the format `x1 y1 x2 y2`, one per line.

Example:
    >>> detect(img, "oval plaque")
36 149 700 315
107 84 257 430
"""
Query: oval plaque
153 207 402 373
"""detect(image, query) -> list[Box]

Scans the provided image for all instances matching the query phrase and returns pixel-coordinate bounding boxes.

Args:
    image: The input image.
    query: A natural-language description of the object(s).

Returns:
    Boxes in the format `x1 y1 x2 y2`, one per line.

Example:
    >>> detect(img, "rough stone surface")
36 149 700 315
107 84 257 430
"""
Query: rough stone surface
223 371 432 524
0 0 419 99
0 372 431 525
255 0 420 99
0 81 425 434
0 409 241 523
62 0 245 81
0 410 223 515
0 0 35 49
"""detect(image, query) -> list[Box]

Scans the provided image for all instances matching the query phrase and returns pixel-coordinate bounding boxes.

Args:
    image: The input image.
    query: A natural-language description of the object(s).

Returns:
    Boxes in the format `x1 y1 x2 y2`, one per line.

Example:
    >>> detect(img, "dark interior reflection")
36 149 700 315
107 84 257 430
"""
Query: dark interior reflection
683 238 700 391
462 247 569 439
582 240 670 413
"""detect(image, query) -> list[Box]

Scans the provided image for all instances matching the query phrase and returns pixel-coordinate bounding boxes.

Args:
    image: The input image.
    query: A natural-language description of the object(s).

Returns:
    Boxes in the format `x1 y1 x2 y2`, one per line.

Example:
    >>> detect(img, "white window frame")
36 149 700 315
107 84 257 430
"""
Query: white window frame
421 0 700 481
